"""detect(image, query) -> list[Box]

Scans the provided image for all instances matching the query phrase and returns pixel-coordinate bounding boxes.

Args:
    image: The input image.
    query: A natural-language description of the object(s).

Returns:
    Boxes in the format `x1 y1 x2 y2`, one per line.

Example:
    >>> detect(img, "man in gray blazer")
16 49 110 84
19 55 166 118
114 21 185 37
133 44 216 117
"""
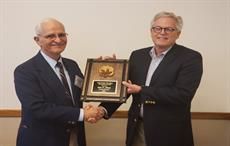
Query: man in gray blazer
14 18 99 146
100 11 203 146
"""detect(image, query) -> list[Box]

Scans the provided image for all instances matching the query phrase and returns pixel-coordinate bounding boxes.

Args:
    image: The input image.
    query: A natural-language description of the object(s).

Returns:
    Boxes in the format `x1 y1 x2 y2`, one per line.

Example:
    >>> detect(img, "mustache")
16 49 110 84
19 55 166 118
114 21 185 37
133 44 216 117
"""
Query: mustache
50 42 66 46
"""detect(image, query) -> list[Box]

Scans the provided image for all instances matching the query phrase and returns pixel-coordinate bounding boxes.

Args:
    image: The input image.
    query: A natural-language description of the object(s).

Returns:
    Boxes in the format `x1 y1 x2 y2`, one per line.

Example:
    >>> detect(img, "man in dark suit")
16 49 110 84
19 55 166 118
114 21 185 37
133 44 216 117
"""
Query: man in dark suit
14 18 99 146
99 11 203 146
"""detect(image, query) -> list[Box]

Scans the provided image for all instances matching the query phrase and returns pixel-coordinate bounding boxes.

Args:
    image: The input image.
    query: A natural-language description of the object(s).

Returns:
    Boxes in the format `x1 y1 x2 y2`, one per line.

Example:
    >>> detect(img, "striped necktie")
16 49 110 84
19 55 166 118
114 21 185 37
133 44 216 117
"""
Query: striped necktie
56 62 76 105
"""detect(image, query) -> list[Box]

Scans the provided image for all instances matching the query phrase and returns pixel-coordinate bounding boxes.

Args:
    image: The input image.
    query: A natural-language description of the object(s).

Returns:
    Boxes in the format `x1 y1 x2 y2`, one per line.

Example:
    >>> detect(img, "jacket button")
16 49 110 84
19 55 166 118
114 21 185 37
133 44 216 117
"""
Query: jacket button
134 118 137 122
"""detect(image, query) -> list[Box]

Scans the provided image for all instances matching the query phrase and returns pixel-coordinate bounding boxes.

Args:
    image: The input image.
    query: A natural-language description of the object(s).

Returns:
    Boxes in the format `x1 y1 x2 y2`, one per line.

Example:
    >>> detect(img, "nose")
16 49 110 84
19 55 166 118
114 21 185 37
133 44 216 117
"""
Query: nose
160 28 166 34
54 36 62 42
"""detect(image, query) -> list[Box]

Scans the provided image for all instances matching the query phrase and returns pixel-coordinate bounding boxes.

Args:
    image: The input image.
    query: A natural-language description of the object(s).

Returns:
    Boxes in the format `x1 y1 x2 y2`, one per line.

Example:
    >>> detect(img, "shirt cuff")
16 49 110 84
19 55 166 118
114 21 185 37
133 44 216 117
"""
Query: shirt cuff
99 106 109 119
78 108 84 121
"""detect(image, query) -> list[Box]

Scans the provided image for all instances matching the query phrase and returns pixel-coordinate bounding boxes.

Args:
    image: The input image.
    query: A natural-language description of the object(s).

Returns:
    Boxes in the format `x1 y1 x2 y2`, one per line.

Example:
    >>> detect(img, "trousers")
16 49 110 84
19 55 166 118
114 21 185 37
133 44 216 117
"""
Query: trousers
132 119 146 146
69 128 78 146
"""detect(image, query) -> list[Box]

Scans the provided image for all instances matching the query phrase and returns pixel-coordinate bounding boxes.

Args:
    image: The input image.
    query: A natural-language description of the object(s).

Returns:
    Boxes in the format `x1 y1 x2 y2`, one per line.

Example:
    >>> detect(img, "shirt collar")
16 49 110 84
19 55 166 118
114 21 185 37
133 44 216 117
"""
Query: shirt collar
150 46 172 58
40 50 62 69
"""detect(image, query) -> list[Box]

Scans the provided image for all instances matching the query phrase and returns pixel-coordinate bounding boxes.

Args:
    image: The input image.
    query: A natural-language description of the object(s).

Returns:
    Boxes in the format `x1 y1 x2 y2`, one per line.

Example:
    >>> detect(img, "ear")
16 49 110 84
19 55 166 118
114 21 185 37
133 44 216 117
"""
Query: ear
176 31 181 39
34 36 39 41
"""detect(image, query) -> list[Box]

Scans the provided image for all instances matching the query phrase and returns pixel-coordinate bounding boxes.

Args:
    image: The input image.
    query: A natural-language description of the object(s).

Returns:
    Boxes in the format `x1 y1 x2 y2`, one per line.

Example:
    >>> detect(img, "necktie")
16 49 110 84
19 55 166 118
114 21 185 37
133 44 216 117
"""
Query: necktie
56 62 76 105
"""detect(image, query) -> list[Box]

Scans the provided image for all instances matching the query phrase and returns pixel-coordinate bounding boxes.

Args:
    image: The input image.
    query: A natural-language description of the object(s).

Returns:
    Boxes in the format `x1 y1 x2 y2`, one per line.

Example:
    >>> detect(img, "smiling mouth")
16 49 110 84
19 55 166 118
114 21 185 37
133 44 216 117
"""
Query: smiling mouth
157 37 168 40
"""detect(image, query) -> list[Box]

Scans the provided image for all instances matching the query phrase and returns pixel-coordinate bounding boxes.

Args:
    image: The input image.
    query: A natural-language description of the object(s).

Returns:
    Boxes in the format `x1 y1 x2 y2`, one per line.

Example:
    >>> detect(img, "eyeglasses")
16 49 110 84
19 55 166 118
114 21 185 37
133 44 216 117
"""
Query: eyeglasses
151 26 176 33
38 33 68 40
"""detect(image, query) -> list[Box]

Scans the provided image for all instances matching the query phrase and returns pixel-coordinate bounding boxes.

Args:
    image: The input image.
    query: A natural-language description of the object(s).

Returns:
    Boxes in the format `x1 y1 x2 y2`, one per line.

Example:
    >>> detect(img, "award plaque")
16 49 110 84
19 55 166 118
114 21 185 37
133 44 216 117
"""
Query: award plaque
81 59 129 103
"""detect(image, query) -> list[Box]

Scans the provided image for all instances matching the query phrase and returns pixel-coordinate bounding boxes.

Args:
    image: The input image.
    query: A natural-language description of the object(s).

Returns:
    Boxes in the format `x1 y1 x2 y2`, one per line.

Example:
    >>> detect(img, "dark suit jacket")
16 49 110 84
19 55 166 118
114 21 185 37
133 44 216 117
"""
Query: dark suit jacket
14 52 86 146
100 44 203 146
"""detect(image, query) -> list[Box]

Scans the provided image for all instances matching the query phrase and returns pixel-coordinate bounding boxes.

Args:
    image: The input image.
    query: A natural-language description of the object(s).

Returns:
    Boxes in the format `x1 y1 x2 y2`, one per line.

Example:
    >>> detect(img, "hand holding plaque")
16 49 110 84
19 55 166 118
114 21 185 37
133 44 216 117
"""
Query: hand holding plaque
81 58 129 103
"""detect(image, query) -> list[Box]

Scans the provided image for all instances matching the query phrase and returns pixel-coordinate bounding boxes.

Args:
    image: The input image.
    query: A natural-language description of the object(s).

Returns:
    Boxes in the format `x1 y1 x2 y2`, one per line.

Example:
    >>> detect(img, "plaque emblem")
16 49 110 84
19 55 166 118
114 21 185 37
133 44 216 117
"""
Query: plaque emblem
98 65 115 78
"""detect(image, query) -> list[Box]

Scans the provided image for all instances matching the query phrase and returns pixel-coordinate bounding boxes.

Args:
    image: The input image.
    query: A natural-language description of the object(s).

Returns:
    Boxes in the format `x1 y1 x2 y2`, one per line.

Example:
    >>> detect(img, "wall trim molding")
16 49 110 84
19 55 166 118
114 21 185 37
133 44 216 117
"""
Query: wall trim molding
112 111 230 120
0 109 230 120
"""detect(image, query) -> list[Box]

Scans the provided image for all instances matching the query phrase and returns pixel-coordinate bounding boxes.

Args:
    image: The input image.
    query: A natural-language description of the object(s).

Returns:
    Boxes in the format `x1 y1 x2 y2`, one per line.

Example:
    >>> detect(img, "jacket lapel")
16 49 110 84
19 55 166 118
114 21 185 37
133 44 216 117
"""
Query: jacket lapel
33 52 69 103
63 60 77 98
150 44 178 84
142 48 152 85
132 47 152 85
62 59 82 107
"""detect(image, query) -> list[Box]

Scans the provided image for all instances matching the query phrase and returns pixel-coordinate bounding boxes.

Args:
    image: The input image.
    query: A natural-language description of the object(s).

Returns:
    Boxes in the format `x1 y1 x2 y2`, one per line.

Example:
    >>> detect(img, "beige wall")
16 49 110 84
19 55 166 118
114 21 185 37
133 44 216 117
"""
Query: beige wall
0 118 229 146
1 1 229 145
0 0 230 113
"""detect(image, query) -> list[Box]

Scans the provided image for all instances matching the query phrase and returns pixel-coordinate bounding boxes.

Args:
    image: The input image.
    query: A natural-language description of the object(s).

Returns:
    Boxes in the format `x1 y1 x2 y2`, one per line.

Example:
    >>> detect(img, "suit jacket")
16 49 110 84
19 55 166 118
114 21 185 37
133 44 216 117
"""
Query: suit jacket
14 52 86 146
101 44 203 146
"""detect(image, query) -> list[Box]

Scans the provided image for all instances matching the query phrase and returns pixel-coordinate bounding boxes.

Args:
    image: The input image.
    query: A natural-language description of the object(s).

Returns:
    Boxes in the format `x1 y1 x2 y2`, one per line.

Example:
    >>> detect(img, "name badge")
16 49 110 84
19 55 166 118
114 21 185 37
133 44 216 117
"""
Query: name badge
74 75 83 89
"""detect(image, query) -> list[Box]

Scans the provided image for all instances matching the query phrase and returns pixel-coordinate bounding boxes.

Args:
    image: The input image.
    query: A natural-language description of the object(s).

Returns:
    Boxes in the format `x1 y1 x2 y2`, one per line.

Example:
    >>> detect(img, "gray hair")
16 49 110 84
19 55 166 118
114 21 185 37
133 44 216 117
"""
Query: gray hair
35 18 65 35
151 11 183 32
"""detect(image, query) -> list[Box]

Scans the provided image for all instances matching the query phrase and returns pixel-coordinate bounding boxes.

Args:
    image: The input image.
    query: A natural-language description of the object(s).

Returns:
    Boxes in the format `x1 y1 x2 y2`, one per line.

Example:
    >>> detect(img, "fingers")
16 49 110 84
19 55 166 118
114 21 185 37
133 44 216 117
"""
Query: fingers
83 104 97 123
84 105 105 123
87 117 97 123
112 53 116 59
122 80 141 94
97 54 116 60
122 80 132 88
97 56 103 60
96 106 106 120
84 104 93 110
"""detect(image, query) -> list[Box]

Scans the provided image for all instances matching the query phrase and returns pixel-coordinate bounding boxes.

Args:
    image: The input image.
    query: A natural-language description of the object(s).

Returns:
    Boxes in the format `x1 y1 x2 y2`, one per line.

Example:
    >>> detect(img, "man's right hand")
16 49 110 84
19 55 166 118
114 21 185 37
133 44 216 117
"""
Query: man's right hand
83 104 105 123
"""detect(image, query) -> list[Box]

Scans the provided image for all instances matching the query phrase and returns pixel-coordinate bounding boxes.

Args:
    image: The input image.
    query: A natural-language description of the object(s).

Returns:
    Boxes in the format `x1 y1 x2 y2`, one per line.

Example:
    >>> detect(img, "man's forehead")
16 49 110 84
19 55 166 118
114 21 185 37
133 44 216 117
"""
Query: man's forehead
40 21 65 33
